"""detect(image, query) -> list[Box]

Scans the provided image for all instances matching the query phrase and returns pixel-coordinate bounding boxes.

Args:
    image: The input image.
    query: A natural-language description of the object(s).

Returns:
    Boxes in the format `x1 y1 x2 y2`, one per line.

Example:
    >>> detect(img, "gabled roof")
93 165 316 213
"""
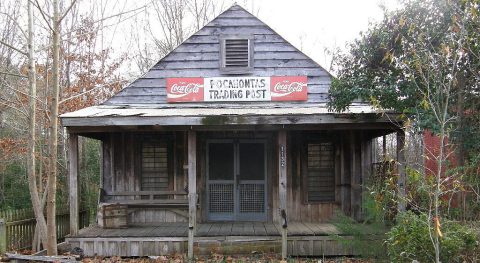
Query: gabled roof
61 4 400 128
103 4 332 108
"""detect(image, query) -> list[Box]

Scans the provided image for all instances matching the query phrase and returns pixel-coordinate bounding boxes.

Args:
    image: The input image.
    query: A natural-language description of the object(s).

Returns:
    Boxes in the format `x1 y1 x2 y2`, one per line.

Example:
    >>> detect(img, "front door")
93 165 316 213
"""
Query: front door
207 140 267 221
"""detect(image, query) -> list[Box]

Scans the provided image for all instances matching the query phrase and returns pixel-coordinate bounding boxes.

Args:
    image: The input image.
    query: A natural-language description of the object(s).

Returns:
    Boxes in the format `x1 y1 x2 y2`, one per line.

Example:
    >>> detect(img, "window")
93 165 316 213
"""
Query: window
220 36 253 73
141 141 170 191
306 142 335 202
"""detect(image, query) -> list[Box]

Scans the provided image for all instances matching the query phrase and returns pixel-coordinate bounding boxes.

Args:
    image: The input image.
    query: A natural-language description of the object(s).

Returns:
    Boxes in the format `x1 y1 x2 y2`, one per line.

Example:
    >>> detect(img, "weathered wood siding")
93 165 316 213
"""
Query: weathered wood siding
67 235 359 257
100 129 374 224
101 132 188 224
271 131 373 223
104 5 331 107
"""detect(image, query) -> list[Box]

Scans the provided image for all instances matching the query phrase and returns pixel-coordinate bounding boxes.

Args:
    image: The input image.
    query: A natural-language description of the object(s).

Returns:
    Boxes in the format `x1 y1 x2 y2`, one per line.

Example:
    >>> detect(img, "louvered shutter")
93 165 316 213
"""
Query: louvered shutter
224 39 249 67
141 142 169 191
220 36 253 73
307 142 335 202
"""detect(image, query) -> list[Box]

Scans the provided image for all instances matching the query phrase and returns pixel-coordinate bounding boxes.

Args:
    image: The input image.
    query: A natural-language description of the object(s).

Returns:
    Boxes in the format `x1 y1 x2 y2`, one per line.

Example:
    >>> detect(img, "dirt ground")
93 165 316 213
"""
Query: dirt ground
2 250 375 263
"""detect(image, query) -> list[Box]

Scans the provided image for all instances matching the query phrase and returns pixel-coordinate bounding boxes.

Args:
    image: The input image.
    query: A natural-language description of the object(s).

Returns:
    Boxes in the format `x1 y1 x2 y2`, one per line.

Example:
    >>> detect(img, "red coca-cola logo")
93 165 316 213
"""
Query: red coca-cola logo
170 83 202 94
270 76 308 101
273 81 305 94
167 78 204 102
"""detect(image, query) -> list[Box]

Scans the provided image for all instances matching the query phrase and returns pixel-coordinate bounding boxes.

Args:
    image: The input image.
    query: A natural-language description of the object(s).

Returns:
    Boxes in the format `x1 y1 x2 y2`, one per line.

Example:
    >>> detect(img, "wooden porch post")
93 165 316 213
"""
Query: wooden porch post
396 130 406 212
187 131 197 260
68 133 79 235
278 130 287 259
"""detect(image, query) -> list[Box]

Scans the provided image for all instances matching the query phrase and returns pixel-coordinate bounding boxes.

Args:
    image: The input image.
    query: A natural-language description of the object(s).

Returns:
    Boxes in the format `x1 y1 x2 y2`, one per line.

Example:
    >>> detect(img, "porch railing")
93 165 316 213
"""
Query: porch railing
0 205 89 252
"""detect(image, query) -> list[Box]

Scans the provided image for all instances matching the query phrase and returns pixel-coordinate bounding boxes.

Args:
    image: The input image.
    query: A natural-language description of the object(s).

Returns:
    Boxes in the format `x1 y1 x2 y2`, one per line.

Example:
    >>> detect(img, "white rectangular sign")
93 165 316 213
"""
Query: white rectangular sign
204 77 271 102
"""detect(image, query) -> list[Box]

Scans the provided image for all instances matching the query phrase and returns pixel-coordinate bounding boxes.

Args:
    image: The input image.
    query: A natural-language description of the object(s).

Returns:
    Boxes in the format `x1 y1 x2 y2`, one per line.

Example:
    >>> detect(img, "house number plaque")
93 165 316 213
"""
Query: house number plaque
280 145 286 167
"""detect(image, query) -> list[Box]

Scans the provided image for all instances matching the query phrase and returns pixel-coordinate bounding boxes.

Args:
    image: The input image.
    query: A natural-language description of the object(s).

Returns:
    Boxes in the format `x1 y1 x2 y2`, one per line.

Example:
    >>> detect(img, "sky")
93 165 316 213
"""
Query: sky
76 0 400 77
241 0 399 70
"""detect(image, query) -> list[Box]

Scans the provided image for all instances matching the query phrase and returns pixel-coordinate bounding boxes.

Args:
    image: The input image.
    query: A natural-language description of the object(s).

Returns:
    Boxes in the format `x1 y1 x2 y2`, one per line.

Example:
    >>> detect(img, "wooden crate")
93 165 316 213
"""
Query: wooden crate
98 204 128 229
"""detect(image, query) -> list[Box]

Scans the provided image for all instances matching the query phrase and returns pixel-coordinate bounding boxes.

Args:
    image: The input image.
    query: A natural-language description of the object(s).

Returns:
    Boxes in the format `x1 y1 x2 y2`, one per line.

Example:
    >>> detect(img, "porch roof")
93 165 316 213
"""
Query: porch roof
60 103 400 127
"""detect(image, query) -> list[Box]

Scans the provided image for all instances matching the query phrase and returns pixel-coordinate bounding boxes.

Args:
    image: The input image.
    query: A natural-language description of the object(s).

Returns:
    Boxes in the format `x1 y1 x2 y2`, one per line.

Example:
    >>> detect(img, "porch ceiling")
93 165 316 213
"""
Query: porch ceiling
60 103 400 127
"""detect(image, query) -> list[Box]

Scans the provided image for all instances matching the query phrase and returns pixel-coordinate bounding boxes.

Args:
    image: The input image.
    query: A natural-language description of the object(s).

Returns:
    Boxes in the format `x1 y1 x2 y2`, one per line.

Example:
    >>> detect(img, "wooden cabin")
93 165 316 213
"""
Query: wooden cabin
61 5 404 258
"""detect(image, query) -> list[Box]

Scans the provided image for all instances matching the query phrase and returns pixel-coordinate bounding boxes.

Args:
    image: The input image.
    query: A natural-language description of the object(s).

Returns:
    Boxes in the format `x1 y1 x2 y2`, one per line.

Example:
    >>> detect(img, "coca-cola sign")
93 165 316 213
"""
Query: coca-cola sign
166 78 204 102
270 76 308 101
166 76 307 103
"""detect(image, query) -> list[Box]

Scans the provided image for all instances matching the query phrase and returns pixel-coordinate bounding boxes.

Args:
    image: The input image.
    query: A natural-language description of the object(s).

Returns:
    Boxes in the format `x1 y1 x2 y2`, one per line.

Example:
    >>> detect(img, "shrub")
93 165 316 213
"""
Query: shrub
386 211 478 262
330 193 389 261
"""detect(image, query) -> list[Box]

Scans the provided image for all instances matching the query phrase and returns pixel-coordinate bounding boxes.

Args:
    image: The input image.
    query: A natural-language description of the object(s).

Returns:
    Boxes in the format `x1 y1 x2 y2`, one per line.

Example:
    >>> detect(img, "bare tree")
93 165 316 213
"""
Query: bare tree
131 0 227 73
27 0 48 251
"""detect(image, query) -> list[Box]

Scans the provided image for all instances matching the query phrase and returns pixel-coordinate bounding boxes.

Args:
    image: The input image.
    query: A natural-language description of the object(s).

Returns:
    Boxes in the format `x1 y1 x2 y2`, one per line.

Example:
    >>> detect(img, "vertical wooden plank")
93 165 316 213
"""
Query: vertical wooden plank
397 130 406 212
119 133 126 191
278 130 288 259
350 132 356 219
103 134 113 193
196 133 206 223
0 219 5 254
187 130 197 261
341 133 352 215
286 133 293 222
134 134 142 192
351 131 362 221
294 135 302 222
69 133 79 235
361 135 373 219
99 140 104 189
127 134 135 192
335 143 342 204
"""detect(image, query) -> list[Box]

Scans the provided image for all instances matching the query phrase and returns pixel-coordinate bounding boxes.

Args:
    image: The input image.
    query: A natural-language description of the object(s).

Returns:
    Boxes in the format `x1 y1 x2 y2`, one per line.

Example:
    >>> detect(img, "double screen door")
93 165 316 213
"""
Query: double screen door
207 140 267 221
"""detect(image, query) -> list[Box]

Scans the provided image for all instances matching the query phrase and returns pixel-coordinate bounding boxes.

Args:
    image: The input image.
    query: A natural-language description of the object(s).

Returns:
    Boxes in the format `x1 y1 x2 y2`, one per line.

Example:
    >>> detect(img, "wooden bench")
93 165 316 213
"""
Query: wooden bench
98 189 190 228
99 189 189 208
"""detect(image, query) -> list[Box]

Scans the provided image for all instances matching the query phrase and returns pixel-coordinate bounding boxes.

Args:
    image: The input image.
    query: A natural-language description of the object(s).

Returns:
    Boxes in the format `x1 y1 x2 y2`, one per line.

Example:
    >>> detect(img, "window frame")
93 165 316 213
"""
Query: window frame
138 137 174 192
301 137 338 204
219 35 254 74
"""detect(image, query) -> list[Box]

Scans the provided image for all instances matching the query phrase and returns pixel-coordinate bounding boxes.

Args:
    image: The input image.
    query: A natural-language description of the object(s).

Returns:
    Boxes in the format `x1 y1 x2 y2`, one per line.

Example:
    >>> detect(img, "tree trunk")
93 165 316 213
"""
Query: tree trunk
26 0 48 251
455 72 466 167
46 0 60 255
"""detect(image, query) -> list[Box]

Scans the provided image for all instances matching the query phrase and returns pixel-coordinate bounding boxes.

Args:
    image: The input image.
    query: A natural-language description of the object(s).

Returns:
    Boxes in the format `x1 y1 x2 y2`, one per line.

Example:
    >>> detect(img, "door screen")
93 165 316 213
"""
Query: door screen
207 140 267 221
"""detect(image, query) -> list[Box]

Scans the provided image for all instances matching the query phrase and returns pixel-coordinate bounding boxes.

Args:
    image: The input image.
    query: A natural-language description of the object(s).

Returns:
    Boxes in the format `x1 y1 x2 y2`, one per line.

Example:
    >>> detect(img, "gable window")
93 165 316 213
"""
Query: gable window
305 142 335 202
220 36 253 73
141 141 171 191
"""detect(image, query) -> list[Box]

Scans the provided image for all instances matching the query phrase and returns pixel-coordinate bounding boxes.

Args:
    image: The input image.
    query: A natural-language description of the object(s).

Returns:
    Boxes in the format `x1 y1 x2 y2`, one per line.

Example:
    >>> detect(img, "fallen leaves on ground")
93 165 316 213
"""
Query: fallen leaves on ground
75 253 374 263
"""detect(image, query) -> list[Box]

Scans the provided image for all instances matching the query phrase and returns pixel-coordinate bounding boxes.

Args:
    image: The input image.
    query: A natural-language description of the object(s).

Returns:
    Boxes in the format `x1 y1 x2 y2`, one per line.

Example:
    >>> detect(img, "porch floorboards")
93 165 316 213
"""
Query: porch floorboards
74 222 341 238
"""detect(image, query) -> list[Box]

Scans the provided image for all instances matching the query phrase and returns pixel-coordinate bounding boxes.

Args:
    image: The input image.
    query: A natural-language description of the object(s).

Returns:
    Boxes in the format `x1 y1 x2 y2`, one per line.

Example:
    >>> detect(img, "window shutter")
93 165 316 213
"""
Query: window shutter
307 142 335 202
141 142 169 191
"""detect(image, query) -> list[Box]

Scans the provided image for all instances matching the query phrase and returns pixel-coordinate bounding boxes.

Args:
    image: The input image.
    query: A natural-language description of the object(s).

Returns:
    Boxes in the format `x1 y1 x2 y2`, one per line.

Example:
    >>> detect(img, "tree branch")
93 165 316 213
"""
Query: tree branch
0 40 27 56
31 0 54 32
0 101 28 117
34 2 151 53
59 0 78 22
0 11 28 39
0 71 27 78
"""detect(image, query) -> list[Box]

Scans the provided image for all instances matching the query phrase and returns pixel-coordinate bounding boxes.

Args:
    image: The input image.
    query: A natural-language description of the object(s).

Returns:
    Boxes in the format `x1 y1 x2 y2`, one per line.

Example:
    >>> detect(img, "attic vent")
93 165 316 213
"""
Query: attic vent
220 36 253 73
225 39 249 67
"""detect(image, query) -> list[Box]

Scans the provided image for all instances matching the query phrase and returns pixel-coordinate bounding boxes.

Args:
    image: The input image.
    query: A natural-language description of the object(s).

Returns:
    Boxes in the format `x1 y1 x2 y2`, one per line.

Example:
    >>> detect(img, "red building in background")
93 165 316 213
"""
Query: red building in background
423 131 457 177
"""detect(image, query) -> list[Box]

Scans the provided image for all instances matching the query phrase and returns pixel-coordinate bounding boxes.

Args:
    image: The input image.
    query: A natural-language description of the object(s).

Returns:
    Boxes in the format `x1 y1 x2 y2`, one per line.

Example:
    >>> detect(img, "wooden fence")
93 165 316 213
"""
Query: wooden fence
0 205 89 252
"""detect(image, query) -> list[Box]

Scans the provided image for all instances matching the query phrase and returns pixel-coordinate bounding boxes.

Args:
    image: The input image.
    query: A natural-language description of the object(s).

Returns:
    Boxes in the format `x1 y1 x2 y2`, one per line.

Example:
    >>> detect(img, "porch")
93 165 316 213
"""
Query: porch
66 222 383 257
62 103 405 258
